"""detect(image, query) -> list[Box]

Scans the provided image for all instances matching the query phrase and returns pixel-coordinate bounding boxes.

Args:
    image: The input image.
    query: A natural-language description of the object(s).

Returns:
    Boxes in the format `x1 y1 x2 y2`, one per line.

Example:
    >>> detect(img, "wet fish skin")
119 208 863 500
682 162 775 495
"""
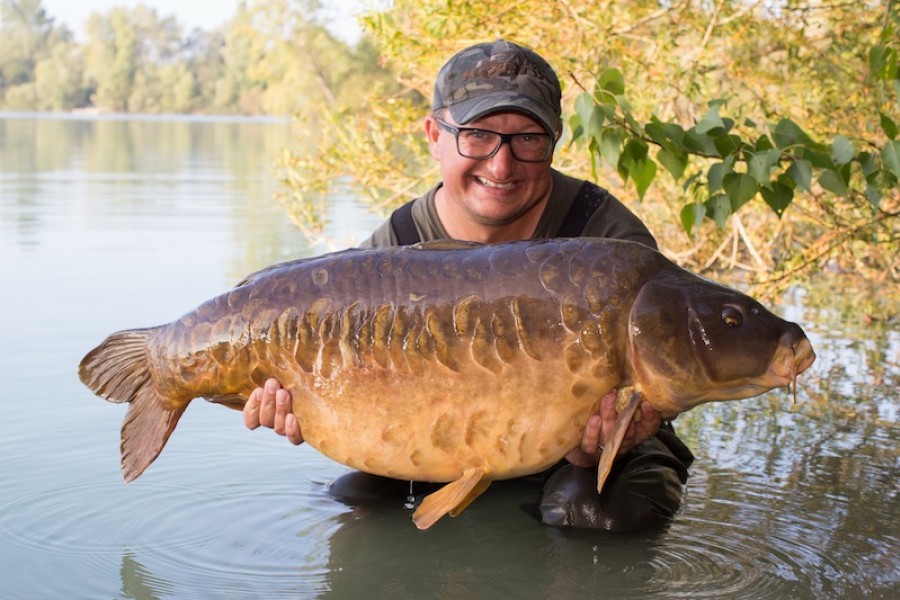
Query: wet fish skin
78 238 815 529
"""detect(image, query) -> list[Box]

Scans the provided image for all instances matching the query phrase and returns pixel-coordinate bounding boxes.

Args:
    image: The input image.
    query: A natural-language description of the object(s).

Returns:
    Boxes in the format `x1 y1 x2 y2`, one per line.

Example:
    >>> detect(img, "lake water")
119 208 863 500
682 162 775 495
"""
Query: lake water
1 113 897 599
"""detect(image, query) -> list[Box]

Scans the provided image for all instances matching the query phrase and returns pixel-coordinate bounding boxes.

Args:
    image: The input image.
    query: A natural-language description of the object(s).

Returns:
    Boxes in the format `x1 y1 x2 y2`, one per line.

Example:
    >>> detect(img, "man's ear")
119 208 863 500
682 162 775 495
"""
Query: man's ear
424 115 442 159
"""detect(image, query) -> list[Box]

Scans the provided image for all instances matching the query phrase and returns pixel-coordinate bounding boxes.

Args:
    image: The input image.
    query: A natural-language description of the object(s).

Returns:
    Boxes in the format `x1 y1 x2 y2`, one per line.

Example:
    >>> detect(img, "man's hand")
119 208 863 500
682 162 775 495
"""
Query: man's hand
565 390 661 468
243 377 304 445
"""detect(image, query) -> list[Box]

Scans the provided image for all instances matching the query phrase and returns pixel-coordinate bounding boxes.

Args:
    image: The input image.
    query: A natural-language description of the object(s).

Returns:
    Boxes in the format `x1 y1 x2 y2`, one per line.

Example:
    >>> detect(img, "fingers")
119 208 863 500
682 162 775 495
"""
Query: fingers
566 392 612 468
579 413 603 456
634 400 661 445
615 398 661 455
257 378 280 428
599 389 617 424
242 377 304 445
284 413 304 446
568 389 665 468
243 385 263 430
273 388 291 435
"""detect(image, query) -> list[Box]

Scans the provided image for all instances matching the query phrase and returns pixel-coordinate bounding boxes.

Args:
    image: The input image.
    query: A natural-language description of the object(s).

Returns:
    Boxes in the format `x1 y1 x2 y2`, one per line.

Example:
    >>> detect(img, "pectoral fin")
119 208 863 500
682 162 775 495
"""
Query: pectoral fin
412 467 490 530
597 390 643 495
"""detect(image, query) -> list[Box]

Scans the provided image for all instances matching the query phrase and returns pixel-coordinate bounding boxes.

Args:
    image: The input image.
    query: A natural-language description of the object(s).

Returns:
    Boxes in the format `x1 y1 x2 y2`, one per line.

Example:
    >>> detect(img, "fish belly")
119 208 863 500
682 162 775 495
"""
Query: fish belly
285 358 616 483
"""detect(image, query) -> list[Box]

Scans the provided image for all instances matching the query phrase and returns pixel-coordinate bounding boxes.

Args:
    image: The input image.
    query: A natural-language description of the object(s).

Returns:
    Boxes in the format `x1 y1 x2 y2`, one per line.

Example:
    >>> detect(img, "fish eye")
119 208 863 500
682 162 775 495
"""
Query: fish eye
722 306 743 328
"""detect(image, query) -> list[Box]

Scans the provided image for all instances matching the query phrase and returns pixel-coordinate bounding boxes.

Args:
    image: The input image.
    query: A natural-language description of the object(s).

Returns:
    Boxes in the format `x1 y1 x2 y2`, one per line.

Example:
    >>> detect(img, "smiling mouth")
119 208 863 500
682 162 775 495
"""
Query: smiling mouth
475 176 516 190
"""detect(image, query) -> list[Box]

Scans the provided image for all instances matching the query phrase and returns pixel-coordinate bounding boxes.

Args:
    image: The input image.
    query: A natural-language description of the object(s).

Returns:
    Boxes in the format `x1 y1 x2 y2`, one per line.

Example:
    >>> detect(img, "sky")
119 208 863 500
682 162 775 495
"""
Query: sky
39 0 373 44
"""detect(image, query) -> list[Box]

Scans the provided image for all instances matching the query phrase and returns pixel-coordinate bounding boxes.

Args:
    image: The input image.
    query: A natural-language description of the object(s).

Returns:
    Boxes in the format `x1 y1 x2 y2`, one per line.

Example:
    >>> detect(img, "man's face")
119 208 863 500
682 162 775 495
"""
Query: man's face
426 111 556 229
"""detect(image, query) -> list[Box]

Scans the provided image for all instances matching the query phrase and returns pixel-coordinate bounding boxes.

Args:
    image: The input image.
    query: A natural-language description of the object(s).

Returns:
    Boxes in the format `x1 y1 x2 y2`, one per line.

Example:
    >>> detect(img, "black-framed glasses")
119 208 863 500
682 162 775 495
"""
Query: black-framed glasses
436 118 555 163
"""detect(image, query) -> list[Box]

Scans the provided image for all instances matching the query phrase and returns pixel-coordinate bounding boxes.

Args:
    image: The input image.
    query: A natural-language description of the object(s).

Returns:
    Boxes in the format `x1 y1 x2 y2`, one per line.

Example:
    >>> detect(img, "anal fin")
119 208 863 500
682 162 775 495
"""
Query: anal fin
412 467 489 530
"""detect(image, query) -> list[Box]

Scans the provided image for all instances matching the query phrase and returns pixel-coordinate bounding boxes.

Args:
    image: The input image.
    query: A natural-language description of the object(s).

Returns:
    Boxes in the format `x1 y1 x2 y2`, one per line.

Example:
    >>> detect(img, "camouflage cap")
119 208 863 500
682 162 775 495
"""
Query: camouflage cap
432 40 562 136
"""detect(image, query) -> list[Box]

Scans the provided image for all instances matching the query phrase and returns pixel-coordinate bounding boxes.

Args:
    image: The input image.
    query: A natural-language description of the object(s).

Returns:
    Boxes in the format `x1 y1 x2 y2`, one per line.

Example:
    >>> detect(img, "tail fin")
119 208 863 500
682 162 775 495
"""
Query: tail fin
79 328 189 482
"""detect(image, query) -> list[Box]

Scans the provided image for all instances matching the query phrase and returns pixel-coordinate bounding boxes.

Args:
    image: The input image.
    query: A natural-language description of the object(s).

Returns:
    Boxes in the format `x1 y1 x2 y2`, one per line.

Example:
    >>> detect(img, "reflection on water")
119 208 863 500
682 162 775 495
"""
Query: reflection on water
0 114 897 599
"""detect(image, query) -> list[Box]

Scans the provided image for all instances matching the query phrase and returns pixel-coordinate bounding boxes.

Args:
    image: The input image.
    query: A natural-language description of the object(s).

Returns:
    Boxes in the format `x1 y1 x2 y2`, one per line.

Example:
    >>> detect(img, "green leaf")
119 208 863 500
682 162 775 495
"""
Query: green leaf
723 172 758 210
869 44 898 81
574 93 595 134
617 139 657 199
869 44 890 80
631 157 657 200
818 169 848 196
615 95 635 113
776 172 796 191
680 202 706 236
624 138 649 161
598 68 625 95
657 146 687 180
796 147 833 169
754 134 775 151
695 103 725 135
880 112 898 139
704 194 731 228
684 129 719 156
866 183 881 209
586 110 604 141
831 135 855 166
599 127 625 167
713 134 741 157
858 152 877 177
882 140 900 179
773 118 812 150
567 116 584 145
682 172 702 193
708 161 728 193
837 162 852 186
760 181 794 218
588 137 600 181
661 122 685 145
747 149 781 186
645 118 685 147
597 103 616 120
645 121 670 146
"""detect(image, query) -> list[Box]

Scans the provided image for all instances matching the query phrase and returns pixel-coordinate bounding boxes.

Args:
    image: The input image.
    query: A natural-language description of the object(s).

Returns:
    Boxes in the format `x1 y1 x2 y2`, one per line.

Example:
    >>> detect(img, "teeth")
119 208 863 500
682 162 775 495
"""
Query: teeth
476 176 515 189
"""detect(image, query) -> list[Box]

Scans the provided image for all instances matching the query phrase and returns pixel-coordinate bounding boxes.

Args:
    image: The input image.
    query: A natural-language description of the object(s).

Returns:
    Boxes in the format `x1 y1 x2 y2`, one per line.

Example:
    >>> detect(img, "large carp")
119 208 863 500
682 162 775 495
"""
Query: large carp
79 238 815 529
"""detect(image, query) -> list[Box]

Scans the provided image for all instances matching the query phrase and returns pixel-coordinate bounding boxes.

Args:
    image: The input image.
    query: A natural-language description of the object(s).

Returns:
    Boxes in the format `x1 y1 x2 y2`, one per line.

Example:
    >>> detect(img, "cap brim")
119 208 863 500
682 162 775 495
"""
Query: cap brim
448 92 560 136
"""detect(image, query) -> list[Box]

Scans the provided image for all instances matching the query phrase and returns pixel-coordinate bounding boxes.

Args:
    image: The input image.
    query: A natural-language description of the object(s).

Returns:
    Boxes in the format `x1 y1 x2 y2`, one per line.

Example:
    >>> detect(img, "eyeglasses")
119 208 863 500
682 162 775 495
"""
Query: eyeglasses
435 118 555 163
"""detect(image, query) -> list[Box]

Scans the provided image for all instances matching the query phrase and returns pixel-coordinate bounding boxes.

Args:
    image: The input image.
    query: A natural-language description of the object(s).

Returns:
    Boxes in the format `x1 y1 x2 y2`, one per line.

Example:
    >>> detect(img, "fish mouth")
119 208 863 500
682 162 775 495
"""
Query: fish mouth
789 337 816 402
767 335 816 393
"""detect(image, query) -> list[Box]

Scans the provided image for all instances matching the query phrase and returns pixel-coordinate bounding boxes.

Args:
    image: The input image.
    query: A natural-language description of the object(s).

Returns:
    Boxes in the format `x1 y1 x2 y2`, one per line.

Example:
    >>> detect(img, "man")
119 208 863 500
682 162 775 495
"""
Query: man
244 40 693 530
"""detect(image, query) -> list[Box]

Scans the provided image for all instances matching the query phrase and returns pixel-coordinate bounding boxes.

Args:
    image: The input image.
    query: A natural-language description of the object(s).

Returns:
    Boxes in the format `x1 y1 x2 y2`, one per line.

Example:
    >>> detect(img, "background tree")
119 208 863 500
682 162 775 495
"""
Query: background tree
82 5 186 112
0 0 388 115
214 0 387 115
0 0 73 108
277 0 899 290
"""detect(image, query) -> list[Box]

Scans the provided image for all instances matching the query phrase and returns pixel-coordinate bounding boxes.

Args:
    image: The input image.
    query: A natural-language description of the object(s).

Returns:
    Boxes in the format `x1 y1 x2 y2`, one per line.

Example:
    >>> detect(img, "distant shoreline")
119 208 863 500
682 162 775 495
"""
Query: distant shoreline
0 111 291 124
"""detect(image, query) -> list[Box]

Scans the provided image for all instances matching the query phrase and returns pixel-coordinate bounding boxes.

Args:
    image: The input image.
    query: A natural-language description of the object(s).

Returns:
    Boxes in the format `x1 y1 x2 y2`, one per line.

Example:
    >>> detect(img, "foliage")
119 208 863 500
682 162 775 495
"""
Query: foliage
276 0 899 289
0 0 388 115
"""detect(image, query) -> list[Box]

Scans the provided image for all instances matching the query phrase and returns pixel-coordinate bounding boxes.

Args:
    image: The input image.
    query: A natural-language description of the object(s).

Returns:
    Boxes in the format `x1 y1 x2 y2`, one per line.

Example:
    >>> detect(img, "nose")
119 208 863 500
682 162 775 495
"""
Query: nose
484 141 516 180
